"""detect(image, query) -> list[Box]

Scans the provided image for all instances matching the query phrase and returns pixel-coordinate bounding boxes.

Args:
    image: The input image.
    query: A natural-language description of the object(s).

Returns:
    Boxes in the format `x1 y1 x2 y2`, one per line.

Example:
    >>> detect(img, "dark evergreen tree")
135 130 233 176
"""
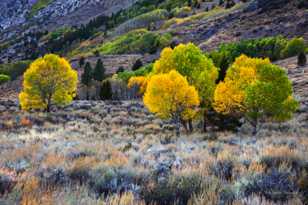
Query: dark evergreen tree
82 62 93 100
100 80 112 100
93 59 106 81
132 59 143 71
117 66 125 74
81 62 92 86
298 52 307 67
79 57 85 68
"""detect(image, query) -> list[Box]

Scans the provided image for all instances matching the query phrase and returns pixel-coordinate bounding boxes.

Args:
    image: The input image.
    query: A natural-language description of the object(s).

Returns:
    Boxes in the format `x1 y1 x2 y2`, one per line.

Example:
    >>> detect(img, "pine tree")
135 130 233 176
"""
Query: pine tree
93 59 105 81
117 66 125 74
100 80 112 100
132 59 143 71
79 56 85 68
81 62 93 100
81 62 92 86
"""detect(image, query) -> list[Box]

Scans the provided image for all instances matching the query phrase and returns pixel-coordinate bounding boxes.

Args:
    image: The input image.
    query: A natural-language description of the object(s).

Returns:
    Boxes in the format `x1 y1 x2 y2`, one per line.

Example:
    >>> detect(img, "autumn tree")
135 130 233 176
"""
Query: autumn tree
128 76 149 96
19 54 78 112
153 43 218 131
214 55 298 133
143 70 200 136
93 59 105 81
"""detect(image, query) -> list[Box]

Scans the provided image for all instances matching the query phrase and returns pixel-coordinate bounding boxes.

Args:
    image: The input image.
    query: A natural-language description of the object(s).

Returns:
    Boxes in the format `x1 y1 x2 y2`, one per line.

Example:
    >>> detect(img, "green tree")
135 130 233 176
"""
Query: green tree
79 56 85 68
132 59 143 71
153 43 218 132
19 54 78 112
100 79 112 100
245 63 299 123
214 55 298 134
0 74 10 85
81 62 92 86
93 59 105 81
81 62 93 100
282 37 306 58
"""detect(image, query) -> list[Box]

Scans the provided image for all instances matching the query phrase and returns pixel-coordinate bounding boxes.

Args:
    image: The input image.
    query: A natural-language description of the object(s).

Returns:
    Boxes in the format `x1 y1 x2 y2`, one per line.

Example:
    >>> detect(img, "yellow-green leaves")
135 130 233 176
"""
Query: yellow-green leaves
19 54 78 112
214 54 298 121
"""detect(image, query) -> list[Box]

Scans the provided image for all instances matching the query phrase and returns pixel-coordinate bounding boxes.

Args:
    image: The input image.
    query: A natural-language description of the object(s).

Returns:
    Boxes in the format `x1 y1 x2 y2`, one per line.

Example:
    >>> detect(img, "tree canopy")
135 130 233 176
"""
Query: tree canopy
19 54 78 112
143 70 200 136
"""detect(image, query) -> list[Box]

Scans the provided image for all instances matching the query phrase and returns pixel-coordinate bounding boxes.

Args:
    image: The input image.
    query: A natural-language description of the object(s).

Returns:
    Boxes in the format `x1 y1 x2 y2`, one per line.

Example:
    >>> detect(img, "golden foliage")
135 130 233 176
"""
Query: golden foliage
153 43 218 107
127 76 149 95
143 70 200 120
19 54 78 111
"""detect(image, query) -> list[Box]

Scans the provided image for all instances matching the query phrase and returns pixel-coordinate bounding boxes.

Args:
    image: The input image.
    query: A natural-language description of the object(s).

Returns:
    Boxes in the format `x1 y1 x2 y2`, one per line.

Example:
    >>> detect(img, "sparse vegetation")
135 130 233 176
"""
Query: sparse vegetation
99 29 172 55
0 74 10 85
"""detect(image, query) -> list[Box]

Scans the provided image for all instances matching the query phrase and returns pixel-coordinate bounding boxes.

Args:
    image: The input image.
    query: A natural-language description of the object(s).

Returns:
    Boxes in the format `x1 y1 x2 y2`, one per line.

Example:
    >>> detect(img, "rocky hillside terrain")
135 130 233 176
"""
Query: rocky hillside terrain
0 0 138 30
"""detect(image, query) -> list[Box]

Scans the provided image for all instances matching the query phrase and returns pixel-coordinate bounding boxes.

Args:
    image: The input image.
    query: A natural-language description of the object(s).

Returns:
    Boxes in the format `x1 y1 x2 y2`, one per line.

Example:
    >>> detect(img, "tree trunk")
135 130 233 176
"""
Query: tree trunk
174 114 181 137
46 95 52 113
180 119 188 133
203 110 207 132
188 119 193 133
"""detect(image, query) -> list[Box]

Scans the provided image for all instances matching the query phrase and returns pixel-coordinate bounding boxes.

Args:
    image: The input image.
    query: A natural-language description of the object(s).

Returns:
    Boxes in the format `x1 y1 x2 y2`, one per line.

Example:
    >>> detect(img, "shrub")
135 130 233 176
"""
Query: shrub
89 166 140 196
171 6 192 18
258 146 303 171
141 174 203 205
0 74 10 85
99 29 172 55
210 160 234 181
19 54 78 112
117 63 153 82
0 174 15 195
234 171 297 202
29 0 53 17
132 59 143 71
282 37 306 58
0 60 31 80
297 52 307 66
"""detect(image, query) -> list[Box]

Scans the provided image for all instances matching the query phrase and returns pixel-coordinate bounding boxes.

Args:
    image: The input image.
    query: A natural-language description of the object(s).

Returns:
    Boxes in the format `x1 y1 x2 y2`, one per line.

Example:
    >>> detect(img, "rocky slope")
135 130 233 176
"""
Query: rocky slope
0 0 138 30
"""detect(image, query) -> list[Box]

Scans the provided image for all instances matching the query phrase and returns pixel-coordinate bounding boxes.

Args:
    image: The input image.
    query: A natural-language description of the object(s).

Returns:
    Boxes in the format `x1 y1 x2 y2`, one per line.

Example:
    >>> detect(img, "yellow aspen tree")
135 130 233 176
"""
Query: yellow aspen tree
143 70 200 136
19 54 78 112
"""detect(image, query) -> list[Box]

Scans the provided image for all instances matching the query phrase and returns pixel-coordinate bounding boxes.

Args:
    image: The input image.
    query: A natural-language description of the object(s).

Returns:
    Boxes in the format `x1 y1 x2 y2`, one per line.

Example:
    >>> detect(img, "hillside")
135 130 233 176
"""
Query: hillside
1 0 308 204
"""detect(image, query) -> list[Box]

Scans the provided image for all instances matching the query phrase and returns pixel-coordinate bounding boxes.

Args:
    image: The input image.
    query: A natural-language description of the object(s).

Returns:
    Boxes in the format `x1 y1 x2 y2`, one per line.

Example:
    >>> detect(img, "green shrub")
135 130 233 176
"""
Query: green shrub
171 6 192 17
217 36 287 62
141 174 204 205
99 29 172 54
0 61 31 80
282 37 306 58
29 0 53 17
117 63 153 82
0 74 10 85
208 36 306 81
132 59 143 71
